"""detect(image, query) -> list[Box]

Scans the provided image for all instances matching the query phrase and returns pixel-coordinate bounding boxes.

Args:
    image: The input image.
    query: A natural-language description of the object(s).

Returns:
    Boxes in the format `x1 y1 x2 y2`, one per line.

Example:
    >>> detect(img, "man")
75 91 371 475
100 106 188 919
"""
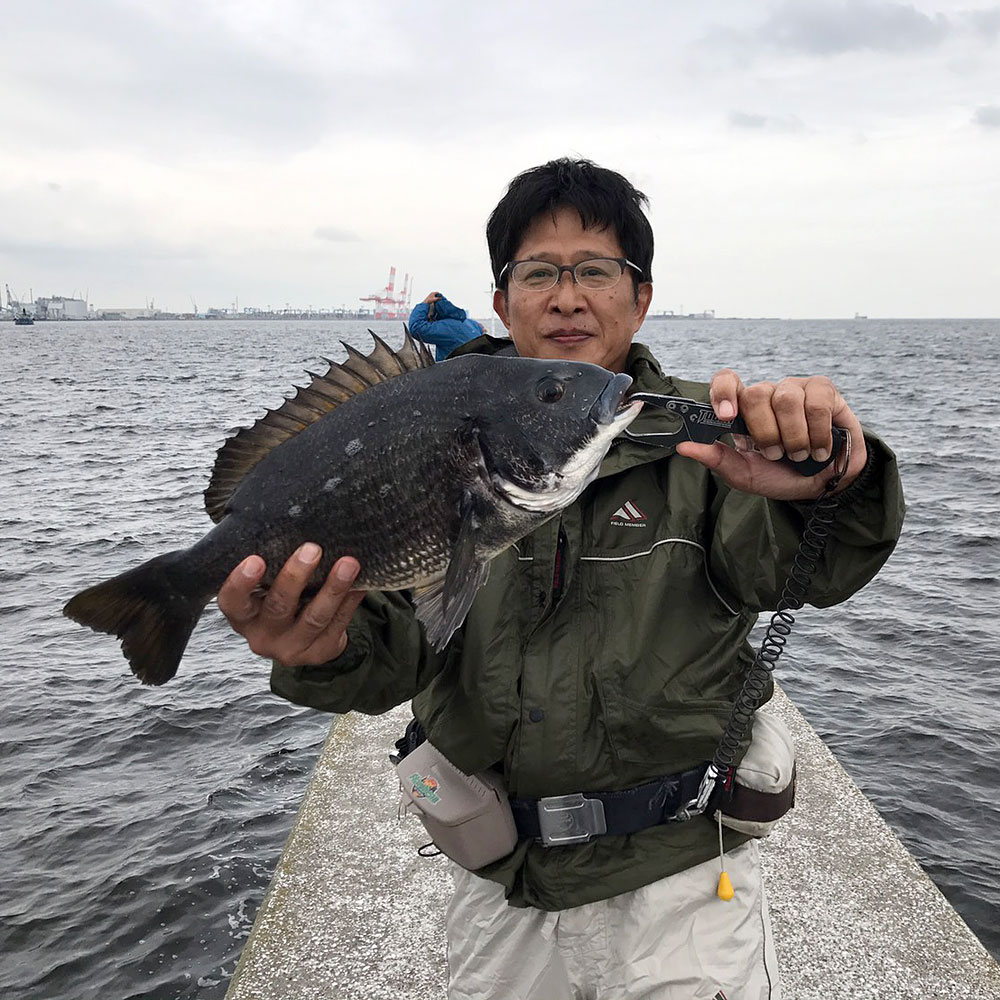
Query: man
408 290 487 361
219 159 904 998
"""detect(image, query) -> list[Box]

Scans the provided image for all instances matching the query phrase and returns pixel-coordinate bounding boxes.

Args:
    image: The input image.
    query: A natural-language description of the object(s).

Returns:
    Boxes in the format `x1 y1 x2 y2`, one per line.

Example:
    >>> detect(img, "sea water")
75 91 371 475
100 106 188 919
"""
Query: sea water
1 317 997 998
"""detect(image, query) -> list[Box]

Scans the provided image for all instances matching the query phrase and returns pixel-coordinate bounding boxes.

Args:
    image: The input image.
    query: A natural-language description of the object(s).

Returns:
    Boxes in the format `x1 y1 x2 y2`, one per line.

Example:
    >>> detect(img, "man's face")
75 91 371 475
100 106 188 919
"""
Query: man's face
493 205 652 373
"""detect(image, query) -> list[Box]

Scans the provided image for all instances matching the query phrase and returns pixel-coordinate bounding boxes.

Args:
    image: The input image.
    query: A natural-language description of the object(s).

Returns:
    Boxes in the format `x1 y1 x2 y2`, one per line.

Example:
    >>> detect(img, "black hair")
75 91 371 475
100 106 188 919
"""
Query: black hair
486 158 654 294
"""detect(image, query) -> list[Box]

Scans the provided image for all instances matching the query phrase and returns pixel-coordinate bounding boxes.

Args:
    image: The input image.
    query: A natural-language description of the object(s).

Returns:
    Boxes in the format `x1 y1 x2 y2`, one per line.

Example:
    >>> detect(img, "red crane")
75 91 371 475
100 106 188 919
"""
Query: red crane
399 272 412 315
360 266 397 320
360 266 413 320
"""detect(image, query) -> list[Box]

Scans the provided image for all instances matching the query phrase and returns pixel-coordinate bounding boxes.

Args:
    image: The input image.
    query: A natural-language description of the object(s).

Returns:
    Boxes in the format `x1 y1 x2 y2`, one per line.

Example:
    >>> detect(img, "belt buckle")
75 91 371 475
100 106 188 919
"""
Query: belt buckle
536 793 607 847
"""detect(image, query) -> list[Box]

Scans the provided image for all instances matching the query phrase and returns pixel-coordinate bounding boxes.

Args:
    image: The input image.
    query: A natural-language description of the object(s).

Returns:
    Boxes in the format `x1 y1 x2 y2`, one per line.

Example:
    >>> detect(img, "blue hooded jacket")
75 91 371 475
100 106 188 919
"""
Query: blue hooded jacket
407 295 484 361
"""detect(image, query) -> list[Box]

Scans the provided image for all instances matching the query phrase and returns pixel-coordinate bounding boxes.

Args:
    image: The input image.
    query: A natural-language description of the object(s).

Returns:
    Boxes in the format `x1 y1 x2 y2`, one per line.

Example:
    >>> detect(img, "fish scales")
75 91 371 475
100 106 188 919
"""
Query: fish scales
233 366 495 590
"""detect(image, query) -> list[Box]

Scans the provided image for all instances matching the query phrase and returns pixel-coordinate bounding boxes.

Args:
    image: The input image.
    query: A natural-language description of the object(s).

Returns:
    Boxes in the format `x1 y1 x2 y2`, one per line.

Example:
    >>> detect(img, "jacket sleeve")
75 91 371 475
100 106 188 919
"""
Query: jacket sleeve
269 590 453 715
707 429 905 612
408 299 475 354
407 301 431 331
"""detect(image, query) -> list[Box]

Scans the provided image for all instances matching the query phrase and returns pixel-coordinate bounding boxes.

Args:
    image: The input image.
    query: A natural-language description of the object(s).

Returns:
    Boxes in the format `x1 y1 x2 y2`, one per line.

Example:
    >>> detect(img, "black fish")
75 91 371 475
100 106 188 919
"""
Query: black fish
64 331 641 684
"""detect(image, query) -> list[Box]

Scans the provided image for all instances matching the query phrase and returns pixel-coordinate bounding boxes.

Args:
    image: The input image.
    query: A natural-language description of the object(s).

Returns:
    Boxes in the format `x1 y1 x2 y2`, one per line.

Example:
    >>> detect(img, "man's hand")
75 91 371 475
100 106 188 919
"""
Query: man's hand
422 291 443 304
674 370 868 500
217 543 364 668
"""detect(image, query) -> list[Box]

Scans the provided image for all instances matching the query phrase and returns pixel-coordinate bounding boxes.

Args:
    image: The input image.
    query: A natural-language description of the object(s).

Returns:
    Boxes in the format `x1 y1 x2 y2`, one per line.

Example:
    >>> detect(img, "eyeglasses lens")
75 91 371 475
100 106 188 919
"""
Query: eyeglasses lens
574 259 623 288
510 262 560 290
509 259 624 291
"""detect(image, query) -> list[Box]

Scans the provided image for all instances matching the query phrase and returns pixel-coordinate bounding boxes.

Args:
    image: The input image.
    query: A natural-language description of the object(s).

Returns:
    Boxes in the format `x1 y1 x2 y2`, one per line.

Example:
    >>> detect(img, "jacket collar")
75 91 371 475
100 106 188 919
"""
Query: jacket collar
448 335 674 393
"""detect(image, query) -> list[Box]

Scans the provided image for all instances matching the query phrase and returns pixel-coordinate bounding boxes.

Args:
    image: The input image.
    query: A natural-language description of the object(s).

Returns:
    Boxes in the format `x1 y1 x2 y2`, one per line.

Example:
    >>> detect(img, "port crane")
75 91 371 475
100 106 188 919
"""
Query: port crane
359 266 413 320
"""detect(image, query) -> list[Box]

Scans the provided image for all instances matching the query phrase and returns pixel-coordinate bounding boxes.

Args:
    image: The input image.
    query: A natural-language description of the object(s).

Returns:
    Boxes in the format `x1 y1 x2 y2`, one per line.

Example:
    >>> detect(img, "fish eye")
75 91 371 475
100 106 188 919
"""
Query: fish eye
536 377 566 403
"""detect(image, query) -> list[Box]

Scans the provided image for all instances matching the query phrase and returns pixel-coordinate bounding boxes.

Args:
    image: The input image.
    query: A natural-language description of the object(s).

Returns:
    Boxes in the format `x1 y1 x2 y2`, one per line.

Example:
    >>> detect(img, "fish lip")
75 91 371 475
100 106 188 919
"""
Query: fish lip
590 372 634 425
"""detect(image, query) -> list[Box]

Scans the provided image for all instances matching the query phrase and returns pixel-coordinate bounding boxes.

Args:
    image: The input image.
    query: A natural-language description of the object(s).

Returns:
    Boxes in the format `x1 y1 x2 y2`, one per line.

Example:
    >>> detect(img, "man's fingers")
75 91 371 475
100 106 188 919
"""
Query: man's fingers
270 559 364 667
328 586 365 637
218 555 266 628
738 382 784 460
684 372 867 496
770 381 810 461
300 589 366 664
217 547 368 667
259 543 322 626
802 377 840 461
675 441 749 487
293 557 361 642
708 368 744 420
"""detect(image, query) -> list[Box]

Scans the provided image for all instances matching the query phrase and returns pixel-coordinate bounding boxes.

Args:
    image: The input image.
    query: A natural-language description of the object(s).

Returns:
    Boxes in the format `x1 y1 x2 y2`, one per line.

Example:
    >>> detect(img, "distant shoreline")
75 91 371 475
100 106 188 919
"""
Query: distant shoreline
6 314 998 323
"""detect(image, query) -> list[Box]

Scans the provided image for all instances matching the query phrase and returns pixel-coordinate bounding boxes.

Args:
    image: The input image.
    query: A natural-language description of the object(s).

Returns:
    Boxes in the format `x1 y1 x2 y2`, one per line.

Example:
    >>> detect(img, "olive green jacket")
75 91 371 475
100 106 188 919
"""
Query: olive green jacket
271 339 905 910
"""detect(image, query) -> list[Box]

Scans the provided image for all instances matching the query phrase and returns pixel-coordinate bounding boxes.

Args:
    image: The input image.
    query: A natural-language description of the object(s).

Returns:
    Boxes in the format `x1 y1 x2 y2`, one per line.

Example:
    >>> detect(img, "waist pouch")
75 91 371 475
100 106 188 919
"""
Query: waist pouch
715 711 796 837
396 740 518 871
392 711 795 865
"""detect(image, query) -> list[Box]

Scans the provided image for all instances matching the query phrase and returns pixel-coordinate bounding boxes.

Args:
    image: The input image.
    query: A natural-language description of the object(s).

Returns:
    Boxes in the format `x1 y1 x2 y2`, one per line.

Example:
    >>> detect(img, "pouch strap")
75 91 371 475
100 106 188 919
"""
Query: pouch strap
721 764 797 824
509 765 708 841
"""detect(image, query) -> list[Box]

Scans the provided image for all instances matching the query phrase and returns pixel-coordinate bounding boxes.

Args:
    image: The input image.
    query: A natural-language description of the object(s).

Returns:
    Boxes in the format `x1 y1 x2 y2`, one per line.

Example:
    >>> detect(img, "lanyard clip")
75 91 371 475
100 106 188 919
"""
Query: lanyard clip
670 763 720 823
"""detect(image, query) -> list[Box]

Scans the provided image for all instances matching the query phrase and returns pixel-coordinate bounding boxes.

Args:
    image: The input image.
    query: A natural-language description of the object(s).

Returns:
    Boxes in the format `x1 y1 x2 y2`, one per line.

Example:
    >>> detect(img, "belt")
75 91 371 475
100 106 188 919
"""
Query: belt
509 764 709 847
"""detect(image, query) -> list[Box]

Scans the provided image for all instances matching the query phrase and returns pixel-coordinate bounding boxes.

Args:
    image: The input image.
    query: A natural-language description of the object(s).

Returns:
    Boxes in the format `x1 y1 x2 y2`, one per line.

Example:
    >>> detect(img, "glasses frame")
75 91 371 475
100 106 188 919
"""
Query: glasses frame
498 257 643 291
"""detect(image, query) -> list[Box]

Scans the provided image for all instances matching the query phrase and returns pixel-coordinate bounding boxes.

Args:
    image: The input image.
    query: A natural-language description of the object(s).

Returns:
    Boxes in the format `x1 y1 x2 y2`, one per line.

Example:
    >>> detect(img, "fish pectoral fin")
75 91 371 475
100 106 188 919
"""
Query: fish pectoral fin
412 491 490 651
412 560 489 653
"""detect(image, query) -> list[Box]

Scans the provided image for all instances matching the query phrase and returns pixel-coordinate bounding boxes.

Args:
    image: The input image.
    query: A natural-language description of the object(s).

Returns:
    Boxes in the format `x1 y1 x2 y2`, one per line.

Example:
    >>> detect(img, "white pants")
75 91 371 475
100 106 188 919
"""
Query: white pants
446 841 780 1000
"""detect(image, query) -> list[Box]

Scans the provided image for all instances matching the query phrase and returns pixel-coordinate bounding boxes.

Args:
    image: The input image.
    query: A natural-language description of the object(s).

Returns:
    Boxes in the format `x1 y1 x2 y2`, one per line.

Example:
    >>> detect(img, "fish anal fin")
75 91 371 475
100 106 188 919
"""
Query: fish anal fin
204 331 435 523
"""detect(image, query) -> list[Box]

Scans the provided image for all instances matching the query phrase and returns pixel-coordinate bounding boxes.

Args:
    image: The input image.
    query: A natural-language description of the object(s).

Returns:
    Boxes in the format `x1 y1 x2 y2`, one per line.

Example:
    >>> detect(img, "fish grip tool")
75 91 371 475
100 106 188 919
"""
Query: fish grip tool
627 393 847 477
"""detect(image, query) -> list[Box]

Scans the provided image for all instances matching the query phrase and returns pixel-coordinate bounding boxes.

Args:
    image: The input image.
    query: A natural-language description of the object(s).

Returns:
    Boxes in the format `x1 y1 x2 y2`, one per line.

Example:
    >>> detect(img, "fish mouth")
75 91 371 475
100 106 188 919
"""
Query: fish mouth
590 373 636 425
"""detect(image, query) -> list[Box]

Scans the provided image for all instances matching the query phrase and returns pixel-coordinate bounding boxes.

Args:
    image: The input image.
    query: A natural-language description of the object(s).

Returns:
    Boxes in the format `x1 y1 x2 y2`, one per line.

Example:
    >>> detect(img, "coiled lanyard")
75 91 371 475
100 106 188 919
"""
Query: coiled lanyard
625 392 852 822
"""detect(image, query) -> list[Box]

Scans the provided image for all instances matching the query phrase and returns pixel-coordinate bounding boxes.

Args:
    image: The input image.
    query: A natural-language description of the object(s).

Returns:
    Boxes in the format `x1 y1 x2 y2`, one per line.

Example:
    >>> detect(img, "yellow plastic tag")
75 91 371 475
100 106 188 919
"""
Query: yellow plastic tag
717 871 734 901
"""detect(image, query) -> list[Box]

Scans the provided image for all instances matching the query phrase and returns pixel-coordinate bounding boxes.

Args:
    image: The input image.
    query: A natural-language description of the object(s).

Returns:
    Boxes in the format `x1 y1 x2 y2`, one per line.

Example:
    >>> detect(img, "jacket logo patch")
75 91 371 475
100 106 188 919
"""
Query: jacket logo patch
610 500 647 527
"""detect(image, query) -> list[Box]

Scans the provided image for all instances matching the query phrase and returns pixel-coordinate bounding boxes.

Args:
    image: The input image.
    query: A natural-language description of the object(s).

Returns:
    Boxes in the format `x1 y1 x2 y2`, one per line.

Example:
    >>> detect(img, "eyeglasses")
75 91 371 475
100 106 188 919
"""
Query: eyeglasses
499 257 642 292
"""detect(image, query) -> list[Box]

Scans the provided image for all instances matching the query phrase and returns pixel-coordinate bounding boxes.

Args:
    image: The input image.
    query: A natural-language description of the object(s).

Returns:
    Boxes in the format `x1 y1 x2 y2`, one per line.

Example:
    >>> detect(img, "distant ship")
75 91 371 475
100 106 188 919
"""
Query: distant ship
854 313 868 320
6 284 35 324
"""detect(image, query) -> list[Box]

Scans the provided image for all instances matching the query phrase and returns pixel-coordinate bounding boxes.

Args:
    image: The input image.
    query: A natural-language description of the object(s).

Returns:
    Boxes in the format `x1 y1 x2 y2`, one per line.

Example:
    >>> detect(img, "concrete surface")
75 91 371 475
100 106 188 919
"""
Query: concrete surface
225 686 1000 999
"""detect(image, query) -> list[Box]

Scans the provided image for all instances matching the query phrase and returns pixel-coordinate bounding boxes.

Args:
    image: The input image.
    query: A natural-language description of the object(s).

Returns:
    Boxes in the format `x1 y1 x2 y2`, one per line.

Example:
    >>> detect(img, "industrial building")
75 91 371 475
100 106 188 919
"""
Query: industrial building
35 296 89 320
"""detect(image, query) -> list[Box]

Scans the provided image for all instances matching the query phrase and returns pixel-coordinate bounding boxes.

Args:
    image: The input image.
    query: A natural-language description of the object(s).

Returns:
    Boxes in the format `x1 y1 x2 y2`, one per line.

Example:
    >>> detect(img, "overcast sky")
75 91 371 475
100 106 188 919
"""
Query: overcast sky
2 0 998 318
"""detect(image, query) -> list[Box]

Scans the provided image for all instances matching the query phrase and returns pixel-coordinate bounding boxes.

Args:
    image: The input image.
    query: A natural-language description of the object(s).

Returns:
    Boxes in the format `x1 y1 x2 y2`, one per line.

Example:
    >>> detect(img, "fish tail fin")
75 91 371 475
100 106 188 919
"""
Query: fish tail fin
63 550 211 685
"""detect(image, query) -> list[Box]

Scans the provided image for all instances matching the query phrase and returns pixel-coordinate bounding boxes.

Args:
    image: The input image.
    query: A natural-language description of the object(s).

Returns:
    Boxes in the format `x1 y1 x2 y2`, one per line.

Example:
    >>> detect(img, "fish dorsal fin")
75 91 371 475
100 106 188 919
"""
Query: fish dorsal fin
204 328 433 523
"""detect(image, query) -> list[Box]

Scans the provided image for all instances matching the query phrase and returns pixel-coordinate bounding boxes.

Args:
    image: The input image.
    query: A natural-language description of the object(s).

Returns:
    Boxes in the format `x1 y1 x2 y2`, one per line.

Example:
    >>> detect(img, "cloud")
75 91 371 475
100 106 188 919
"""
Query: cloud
759 1 951 55
0 236 207 264
973 104 1000 127
702 2 1000 63
314 226 362 243
728 111 807 132
729 112 769 129
3 0 339 159
962 6 1000 41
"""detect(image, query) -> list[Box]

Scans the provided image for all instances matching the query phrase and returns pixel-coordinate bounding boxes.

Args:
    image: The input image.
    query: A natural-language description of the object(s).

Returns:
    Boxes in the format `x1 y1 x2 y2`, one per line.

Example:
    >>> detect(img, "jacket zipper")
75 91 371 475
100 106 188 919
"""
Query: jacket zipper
552 525 567 602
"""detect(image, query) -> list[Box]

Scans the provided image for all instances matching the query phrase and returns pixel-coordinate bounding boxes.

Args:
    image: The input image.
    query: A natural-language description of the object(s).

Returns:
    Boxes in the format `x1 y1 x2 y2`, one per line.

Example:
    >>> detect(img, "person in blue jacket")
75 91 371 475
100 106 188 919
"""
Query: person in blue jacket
407 291 486 361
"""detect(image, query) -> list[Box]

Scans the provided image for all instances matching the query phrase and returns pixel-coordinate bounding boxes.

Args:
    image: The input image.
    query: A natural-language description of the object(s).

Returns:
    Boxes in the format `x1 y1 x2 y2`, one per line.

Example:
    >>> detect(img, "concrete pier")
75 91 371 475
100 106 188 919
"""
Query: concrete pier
225 686 1000 999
